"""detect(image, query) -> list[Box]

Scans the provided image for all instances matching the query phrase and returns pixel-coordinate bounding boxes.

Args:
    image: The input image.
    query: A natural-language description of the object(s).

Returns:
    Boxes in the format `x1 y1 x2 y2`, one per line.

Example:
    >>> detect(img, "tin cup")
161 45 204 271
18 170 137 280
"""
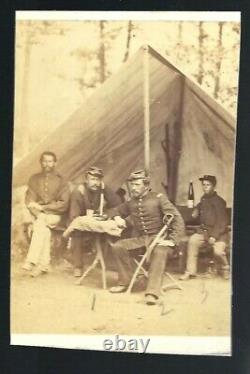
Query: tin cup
86 209 94 217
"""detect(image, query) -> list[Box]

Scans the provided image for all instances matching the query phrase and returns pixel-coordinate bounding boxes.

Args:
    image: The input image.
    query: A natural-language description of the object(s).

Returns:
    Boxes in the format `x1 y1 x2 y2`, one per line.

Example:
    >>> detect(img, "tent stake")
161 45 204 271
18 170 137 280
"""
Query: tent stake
143 45 150 175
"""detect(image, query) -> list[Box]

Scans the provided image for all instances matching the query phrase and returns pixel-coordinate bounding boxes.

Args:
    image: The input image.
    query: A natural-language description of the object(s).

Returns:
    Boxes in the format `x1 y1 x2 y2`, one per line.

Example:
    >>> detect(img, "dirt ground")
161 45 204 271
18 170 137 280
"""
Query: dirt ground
11 257 231 337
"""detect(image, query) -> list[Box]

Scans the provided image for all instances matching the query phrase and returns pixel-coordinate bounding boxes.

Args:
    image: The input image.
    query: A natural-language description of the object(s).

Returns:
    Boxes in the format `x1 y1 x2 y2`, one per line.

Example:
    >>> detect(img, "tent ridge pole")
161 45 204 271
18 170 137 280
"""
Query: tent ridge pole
143 44 150 175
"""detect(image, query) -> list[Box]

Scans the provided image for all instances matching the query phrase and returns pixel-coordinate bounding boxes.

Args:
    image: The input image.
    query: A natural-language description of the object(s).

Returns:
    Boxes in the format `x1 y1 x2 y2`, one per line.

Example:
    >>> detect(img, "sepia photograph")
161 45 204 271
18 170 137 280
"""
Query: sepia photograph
11 11 240 355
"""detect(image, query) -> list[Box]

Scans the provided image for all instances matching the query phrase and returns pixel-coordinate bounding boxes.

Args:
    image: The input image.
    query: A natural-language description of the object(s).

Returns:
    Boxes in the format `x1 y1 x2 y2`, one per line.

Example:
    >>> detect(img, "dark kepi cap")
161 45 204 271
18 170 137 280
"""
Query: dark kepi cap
199 175 217 186
127 169 150 182
86 166 104 178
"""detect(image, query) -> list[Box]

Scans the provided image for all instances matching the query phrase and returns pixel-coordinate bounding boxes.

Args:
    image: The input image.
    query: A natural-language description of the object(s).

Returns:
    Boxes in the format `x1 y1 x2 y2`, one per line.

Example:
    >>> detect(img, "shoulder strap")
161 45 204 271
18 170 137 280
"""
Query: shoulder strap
77 184 92 210
78 184 85 195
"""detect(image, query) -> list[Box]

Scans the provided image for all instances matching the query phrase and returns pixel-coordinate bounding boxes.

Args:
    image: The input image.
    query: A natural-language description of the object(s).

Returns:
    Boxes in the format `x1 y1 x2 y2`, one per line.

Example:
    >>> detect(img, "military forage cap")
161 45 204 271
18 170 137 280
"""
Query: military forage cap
86 166 104 178
127 169 150 182
199 175 217 186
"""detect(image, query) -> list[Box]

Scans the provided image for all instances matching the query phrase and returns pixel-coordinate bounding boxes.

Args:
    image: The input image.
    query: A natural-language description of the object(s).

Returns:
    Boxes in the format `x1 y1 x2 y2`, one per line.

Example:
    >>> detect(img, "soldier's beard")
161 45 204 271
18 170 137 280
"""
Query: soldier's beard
42 166 54 173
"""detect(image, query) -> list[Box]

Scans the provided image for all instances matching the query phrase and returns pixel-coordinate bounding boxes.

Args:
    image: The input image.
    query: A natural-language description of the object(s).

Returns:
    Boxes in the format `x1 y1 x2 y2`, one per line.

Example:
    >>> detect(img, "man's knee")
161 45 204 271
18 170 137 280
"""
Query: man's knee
111 241 131 259
154 245 168 256
189 233 204 247
213 242 227 257
112 240 125 253
44 214 61 227
33 215 46 228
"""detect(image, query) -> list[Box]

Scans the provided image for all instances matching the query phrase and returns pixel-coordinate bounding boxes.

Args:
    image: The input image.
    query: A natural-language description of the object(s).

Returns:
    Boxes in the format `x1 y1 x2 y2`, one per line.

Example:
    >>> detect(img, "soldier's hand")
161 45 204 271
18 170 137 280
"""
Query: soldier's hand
208 237 216 245
113 216 126 228
28 202 44 217
28 202 43 211
157 239 175 247
191 208 199 219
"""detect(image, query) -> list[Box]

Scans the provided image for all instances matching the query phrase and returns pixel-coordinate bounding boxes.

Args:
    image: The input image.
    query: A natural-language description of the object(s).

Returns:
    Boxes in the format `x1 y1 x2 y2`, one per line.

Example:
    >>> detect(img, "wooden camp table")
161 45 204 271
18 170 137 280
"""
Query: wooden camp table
73 217 121 289
75 233 108 289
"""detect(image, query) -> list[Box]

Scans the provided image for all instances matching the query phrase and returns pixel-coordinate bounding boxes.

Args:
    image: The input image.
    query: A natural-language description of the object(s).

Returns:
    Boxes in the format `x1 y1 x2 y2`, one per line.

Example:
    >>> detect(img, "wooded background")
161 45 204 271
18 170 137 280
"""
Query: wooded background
14 20 240 163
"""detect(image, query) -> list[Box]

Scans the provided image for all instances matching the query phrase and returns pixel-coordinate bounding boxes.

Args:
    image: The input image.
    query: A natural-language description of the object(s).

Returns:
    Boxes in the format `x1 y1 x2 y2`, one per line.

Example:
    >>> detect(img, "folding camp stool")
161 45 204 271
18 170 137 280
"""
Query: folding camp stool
161 271 183 294
128 254 183 294
126 214 175 294
75 234 107 289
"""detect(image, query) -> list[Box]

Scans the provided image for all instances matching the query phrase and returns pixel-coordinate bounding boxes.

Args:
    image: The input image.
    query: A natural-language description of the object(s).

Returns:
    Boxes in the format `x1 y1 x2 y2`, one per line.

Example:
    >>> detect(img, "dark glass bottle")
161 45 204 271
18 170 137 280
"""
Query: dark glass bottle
187 181 194 208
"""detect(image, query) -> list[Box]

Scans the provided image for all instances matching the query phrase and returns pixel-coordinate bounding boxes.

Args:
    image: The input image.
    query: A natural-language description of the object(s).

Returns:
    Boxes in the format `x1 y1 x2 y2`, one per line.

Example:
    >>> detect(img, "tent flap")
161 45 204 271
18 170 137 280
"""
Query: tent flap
13 46 236 207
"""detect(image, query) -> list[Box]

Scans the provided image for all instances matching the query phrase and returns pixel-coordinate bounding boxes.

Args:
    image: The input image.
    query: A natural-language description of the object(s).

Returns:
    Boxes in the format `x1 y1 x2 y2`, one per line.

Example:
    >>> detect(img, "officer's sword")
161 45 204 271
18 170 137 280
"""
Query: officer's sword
126 213 174 294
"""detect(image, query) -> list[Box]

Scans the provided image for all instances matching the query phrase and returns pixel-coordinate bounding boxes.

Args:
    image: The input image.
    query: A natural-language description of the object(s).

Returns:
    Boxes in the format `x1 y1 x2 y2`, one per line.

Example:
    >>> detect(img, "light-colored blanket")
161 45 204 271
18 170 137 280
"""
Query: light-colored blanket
63 216 123 238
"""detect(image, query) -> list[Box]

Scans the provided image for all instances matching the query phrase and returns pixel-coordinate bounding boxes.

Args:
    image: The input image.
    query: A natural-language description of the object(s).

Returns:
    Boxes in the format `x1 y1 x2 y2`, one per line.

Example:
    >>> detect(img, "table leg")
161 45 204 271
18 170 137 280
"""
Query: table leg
75 234 107 289
95 235 107 290
75 257 99 285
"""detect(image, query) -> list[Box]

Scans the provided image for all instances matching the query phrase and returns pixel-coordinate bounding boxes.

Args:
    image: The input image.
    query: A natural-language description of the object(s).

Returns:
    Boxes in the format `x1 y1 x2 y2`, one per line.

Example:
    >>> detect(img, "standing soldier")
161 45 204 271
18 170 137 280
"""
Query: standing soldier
68 166 121 277
22 151 70 277
179 175 230 280
109 170 185 305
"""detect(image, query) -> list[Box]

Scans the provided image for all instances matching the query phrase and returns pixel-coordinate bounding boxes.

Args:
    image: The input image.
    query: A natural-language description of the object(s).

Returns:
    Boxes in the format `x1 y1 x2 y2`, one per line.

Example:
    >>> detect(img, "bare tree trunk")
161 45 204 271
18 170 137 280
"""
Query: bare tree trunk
176 21 183 59
197 21 205 85
99 20 106 83
20 23 32 155
214 22 225 99
123 21 133 63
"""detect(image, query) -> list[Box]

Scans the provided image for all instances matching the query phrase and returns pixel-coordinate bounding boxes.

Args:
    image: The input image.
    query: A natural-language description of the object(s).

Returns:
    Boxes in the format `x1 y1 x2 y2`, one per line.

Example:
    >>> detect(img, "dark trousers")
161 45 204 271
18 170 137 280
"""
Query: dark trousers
71 231 91 269
111 235 170 298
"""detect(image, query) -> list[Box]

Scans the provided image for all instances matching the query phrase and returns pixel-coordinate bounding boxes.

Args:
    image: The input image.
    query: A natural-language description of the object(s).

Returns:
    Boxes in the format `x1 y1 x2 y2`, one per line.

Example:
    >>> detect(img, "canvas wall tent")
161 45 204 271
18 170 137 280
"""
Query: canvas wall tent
13 45 237 206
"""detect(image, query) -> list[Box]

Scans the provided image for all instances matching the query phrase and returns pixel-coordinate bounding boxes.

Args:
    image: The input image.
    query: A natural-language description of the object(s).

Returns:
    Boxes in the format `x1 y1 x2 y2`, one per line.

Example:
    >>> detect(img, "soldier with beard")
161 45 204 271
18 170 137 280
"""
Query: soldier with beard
22 151 70 277
68 166 121 277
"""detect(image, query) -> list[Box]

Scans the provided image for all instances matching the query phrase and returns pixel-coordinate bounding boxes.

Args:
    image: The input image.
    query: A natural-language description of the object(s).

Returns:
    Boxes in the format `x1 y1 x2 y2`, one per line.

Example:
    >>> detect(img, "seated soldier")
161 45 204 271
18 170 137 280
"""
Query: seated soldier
180 175 230 281
68 166 121 277
22 151 70 277
109 170 185 305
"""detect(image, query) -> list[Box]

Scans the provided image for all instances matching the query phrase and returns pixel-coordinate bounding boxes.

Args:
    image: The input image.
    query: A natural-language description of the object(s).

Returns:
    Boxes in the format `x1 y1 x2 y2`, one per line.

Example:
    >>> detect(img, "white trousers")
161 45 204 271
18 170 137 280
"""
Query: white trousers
25 213 61 271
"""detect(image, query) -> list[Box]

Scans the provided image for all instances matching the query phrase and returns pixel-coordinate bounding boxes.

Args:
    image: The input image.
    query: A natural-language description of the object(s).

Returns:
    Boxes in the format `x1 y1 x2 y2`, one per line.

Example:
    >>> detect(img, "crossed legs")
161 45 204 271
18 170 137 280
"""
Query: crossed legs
23 213 61 272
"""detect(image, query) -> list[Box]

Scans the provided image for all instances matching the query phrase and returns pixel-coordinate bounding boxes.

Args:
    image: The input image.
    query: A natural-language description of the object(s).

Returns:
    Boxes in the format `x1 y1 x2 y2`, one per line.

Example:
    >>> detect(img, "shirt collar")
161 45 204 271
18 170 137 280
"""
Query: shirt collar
202 191 217 199
42 170 56 177
136 189 150 200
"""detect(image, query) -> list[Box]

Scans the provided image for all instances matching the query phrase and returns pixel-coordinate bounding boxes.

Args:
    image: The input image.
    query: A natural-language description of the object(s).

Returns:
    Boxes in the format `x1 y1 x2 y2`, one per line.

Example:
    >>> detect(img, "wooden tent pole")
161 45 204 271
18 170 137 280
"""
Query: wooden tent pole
167 76 185 203
143 45 150 175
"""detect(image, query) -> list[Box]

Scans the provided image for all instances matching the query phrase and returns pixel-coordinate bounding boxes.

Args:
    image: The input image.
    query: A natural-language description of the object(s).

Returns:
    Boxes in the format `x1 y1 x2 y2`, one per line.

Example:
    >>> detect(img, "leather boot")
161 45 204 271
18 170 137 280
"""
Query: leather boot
221 265 230 280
